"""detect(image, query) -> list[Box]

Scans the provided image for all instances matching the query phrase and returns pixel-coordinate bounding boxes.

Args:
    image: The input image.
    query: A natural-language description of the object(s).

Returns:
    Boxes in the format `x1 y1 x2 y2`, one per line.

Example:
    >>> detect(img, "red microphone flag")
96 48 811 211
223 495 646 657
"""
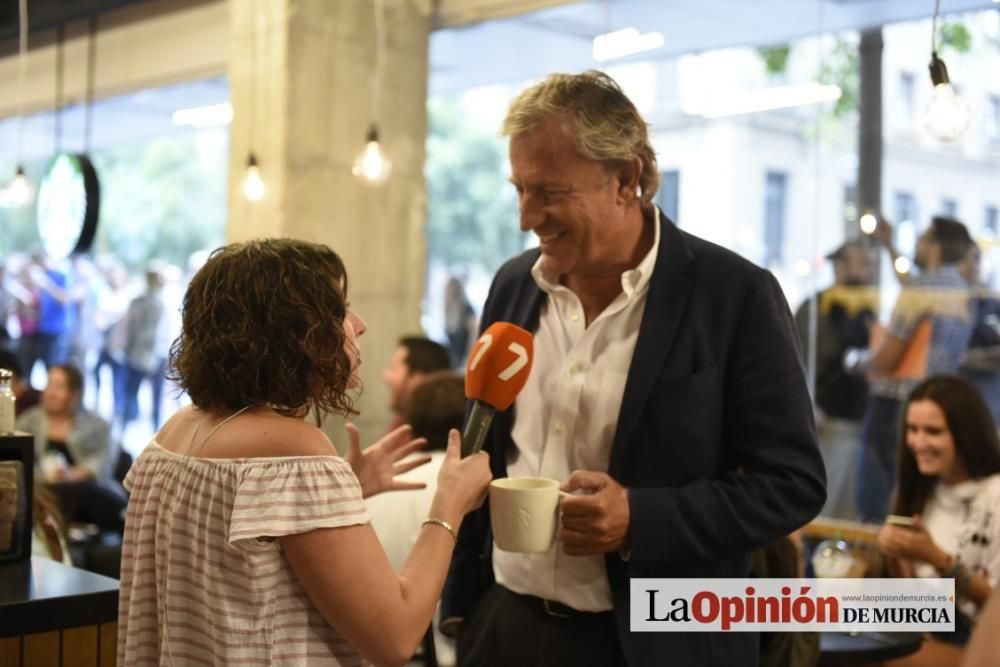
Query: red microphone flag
464 322 534 411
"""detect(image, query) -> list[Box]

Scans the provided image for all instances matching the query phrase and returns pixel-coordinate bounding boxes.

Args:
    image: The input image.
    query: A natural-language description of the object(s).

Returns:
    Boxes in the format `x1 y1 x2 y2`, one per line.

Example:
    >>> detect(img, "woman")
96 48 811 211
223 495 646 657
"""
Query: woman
118 239 491 666
878 375 1000 666
16 364 113 482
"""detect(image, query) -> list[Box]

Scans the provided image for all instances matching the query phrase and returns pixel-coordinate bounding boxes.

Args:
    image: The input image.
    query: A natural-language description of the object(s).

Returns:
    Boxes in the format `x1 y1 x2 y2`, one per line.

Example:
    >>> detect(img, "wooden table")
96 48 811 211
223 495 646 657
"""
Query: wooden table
0 558 119 667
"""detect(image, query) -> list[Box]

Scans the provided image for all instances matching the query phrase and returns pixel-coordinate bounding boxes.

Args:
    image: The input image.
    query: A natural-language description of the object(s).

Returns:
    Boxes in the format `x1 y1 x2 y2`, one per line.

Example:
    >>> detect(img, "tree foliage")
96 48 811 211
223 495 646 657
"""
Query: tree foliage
819 36 861 121
939 22 972 54
757 45 791 76
425 97 522 274
91 131 227 269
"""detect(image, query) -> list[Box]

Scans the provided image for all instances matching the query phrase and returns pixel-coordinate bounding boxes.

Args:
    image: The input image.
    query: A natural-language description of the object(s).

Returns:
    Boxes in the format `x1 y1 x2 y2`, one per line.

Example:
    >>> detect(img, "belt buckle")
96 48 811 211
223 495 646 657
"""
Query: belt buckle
543 598 571 618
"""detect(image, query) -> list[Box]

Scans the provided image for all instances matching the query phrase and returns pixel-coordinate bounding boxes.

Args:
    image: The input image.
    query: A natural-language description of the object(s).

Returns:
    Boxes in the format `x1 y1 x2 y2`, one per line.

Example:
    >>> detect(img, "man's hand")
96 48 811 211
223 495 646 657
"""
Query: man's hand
559 471 630 556
345 423 430 498
874 216 895 251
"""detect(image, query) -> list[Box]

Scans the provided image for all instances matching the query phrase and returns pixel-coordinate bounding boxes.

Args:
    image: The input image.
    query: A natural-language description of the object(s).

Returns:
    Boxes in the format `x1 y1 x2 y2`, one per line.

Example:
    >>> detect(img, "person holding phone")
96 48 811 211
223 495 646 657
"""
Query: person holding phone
878 375 1000 665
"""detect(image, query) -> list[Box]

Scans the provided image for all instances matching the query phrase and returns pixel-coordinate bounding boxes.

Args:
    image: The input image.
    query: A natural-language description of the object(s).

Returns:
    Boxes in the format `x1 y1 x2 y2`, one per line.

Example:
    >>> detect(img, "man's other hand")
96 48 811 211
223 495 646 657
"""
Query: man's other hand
559 471 630 556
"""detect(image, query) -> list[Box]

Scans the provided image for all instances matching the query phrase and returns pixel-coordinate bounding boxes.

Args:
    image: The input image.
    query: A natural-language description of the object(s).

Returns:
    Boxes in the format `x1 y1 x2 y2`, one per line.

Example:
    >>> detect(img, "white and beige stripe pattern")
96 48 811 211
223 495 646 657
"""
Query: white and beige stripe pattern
118 442 370 665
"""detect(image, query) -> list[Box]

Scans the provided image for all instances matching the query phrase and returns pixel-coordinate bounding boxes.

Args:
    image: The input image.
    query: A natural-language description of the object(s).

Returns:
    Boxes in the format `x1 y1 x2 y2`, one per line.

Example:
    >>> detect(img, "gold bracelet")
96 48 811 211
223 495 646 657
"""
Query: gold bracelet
422 518 457 544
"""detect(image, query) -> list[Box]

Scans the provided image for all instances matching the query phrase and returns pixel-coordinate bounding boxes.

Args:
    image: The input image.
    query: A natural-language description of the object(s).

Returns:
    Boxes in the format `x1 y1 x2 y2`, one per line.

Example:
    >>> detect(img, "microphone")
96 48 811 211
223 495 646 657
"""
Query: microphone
461 322 534 457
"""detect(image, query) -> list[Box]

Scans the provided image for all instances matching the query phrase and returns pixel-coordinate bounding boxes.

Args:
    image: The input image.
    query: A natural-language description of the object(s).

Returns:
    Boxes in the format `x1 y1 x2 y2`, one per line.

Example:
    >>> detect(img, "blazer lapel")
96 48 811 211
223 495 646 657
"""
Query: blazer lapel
609 215 694 474
491 253 546 478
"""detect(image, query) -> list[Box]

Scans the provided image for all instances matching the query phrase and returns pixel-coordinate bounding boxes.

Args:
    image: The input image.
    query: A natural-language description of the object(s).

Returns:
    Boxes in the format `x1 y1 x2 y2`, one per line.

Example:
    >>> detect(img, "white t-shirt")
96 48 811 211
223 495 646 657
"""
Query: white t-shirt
913 473 1000 618
366 451 446 570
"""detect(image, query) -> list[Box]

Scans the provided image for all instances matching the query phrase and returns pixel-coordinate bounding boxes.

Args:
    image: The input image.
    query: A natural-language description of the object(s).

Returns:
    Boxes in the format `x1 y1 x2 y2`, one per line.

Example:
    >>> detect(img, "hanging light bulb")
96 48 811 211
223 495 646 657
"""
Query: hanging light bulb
859 213 878 235
5 165 32 207
242 153 266 201
352 125 391 184
924 53 969 141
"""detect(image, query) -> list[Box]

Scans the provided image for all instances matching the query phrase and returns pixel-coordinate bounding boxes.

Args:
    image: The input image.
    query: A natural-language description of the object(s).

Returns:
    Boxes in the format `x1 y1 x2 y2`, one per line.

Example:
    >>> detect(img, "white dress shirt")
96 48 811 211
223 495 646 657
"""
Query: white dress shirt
493 211 660 612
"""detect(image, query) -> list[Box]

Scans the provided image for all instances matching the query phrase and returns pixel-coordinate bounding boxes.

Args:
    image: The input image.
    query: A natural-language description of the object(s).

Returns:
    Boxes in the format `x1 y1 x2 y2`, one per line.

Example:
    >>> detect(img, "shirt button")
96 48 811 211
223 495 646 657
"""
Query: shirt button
554 423 566 434
571 313 580 322
569 363 581 375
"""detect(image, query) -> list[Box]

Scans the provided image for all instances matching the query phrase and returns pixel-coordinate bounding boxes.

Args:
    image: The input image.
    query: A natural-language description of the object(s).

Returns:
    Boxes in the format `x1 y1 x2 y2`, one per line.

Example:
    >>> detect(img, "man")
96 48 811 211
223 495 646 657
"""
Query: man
958 242 1000 424
793 240 877 518
122 268 170 432
850 216 974 522
368 370 465 569
442 71 826 667
382 336 452 429
367 370 467 665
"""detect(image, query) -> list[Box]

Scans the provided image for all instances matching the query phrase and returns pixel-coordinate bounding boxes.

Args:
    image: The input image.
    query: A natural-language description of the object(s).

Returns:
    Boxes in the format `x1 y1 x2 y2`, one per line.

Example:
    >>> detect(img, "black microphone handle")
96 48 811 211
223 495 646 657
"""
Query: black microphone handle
461 401 496 458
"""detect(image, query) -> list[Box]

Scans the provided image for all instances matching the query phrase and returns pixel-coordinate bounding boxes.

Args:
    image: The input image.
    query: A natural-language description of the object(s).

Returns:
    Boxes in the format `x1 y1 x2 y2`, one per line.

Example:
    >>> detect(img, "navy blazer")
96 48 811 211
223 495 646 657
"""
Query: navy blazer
443 215 827 667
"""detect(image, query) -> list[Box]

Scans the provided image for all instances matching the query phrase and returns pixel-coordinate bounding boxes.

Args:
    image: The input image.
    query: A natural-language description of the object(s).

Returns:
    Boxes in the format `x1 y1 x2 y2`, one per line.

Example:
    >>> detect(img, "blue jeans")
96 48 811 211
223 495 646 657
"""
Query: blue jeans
122 361 166 431
855 396 903 522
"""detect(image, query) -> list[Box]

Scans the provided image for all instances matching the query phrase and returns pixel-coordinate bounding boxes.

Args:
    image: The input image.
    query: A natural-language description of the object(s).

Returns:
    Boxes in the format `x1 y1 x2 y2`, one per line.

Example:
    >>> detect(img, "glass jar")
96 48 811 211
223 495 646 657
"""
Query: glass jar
812 538 856 578
0 369 15 434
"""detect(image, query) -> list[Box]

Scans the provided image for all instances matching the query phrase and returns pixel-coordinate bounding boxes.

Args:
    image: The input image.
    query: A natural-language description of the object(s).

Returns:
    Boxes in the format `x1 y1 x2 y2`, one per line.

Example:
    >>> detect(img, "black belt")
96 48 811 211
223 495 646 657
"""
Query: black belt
499 585 614 621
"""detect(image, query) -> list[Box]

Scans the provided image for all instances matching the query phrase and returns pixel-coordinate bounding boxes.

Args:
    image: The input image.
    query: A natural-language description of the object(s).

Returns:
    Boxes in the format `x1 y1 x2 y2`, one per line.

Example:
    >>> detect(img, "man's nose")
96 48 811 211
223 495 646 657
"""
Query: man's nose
519 193 544 232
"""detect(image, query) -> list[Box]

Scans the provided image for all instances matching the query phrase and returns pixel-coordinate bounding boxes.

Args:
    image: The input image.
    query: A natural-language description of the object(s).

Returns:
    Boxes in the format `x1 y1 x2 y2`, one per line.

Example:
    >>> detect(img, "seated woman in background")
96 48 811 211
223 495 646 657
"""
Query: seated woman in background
878 375 1000 667
118 239 491 666
16 364 113 482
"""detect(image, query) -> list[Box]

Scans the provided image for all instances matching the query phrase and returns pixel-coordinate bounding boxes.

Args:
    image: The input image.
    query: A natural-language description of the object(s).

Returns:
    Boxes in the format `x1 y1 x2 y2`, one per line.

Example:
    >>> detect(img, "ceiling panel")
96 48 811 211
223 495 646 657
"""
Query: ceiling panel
430 0 999 94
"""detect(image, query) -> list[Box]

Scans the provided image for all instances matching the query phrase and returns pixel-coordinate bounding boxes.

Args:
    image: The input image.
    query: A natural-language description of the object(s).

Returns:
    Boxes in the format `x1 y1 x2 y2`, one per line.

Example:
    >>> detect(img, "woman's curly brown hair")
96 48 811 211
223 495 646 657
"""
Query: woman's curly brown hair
167 238 356 418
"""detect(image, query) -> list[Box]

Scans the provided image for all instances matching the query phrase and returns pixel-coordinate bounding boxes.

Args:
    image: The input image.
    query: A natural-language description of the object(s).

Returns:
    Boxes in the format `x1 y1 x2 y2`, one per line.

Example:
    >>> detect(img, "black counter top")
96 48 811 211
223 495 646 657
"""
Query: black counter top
0 558 119 637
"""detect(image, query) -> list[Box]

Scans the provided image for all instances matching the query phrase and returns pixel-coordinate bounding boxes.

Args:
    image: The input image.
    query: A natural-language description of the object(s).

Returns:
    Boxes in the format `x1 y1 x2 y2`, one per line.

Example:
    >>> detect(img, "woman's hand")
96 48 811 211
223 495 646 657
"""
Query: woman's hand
878 516 949 570
345 423 431 498
431 429 492 522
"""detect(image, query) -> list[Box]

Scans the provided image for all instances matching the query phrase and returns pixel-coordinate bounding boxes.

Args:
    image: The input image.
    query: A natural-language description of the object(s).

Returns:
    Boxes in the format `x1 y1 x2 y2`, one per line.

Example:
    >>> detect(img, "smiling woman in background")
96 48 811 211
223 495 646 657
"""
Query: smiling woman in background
878 375 1000 667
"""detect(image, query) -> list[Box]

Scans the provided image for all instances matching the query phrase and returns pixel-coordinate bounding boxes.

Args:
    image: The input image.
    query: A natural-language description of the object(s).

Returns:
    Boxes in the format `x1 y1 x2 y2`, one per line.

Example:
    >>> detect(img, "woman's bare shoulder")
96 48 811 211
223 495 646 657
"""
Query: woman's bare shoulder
239 413 339 458
156 407 341 460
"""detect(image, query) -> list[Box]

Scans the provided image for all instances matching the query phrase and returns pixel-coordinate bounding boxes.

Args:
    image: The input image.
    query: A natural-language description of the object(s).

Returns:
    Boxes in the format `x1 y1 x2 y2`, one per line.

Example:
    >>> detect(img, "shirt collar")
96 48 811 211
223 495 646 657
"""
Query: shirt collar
530 207 661 297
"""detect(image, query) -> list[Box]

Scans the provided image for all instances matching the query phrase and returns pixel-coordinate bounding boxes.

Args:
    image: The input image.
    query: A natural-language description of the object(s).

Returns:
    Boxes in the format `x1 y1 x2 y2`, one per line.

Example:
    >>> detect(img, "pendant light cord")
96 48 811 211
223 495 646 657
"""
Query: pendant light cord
931 0 941 55
249 0 258 153
371 0 386 127
14 0 29 165
54 24 65 153
84 16 99 153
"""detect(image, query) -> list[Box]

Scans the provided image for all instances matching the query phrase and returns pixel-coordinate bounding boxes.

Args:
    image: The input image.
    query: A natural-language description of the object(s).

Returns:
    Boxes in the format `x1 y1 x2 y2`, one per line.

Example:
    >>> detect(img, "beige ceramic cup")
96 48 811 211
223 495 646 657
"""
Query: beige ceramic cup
489 477 563 553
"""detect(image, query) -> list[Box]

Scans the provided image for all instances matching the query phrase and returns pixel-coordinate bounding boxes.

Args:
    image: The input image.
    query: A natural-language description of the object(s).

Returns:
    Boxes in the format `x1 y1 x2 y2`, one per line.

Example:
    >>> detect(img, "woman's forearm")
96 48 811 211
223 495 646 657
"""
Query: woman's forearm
393 502 464 650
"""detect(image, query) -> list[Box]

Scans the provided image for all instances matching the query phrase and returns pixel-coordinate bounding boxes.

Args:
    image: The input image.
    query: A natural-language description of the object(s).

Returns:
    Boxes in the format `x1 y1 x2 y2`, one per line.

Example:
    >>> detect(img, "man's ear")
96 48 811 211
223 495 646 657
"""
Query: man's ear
615 156 643 205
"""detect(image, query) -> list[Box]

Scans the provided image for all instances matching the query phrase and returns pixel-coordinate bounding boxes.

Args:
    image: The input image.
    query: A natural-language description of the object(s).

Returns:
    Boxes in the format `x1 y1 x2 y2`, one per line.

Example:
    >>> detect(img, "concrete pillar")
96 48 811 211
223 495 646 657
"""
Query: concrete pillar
227 0 431 446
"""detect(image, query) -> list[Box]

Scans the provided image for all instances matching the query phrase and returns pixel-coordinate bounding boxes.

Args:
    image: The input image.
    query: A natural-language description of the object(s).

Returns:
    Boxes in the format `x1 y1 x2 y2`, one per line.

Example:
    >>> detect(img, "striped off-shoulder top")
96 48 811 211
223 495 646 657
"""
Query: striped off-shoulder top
118 442 370 666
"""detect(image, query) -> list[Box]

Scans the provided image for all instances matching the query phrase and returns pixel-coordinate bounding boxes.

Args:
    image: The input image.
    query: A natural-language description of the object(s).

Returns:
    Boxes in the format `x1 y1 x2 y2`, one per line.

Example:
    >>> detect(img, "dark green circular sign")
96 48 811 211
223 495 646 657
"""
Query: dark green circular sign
35 153 100 260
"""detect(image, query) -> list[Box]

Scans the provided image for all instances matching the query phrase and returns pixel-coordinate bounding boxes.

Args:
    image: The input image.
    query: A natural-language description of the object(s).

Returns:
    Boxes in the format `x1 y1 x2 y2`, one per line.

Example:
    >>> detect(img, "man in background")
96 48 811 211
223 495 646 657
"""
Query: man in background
958 242 1000 424
794 240 876 518
368 370 465 568
367 371 467 665
849 216 974 521
122 268 170 432
382 336 452 430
